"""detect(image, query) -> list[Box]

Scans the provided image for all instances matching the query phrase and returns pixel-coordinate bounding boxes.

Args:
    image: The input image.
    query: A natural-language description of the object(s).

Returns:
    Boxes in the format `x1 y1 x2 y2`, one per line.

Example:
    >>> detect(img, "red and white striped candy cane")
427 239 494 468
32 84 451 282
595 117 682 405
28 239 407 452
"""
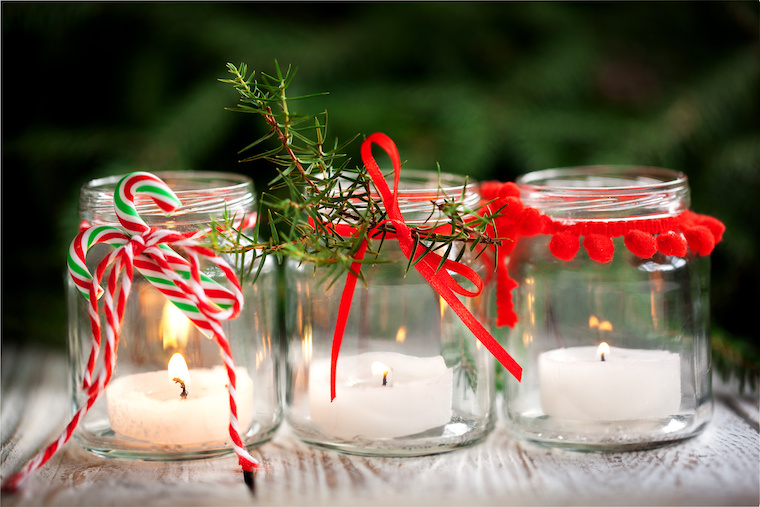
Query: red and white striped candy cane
2 241 131 492
110 174 260 474
116 173 239 327
2 172 260 492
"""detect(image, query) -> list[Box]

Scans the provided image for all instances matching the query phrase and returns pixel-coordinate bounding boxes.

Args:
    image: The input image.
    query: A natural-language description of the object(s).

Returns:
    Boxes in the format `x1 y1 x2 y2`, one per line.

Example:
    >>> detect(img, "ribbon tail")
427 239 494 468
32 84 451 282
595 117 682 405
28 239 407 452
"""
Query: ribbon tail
330 239 369 402
418 260 523 382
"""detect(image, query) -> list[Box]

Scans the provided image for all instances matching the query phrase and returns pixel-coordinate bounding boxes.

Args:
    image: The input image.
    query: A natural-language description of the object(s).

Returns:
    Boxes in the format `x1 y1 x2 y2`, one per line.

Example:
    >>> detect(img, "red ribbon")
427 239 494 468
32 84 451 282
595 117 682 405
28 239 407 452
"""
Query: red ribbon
329 133 522 402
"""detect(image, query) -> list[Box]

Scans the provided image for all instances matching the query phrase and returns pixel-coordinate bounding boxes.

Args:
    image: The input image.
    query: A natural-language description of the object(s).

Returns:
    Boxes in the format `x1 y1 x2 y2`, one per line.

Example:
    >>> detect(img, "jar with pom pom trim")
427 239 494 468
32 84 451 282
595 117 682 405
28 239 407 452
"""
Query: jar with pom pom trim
500 166 722 451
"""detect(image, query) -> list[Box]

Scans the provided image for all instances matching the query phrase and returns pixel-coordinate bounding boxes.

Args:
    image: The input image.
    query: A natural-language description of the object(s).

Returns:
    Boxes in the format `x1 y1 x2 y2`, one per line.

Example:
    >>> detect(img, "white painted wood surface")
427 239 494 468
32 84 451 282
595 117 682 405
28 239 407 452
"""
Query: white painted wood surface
2 346 758 506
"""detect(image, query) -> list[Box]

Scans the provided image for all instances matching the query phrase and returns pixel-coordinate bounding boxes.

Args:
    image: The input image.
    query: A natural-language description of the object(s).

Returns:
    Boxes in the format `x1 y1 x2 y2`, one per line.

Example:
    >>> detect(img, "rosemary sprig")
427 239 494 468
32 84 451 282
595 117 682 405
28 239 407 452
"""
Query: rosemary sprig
212 61 505 287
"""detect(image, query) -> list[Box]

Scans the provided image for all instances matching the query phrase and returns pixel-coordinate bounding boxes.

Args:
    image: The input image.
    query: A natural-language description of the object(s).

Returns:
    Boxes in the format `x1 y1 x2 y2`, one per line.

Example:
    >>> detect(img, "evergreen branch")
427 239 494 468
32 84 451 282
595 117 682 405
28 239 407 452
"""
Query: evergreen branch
213 61 504 287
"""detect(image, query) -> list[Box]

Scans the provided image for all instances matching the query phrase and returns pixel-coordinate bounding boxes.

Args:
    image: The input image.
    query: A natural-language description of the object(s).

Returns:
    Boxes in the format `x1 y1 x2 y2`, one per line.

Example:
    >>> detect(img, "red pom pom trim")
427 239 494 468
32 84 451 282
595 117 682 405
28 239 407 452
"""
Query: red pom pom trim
478 180 725 332
624 230 657 258
518 207 543 236
498 182 521 199
583 234 615 263
684 226 715 256
656 231 687 257
696 215 725 243
549 232 580 261
479 181 505 201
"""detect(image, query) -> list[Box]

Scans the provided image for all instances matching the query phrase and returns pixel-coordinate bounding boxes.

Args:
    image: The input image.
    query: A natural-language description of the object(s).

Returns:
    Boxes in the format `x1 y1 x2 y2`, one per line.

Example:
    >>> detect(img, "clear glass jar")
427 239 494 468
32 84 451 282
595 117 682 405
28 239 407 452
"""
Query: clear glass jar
502 166 712 451
66 171 281 460
285 170 496 456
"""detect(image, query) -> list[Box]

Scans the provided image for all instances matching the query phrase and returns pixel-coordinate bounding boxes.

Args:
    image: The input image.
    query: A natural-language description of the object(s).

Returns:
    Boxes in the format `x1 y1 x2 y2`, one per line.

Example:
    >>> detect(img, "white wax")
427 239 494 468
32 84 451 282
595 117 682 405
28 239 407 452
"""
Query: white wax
106 366 254 445
309 352 453 439
539 346 681 421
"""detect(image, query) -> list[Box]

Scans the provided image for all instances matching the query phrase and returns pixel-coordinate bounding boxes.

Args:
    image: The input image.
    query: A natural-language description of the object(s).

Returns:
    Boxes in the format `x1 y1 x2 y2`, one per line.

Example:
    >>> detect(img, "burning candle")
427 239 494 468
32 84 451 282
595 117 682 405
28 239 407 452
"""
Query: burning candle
106 303 254 445
106 353 254 445
538 341 681 421
309 352 453 439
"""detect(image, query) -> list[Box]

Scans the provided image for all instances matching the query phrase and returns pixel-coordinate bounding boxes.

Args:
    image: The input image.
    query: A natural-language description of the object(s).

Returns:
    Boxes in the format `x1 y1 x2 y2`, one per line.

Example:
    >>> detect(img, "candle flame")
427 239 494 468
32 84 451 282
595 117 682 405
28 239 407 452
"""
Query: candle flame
598 320 613 332
396 326 407 343
168 353 190 384
371 361 389 377
161 301 191 350
589 315 600 328
371 361 390 386
597 342 611 361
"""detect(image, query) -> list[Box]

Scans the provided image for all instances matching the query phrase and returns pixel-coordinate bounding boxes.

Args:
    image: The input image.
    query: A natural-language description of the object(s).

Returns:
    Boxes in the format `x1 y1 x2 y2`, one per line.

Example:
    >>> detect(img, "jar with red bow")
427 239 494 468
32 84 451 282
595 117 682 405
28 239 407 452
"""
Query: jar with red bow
284 140 504 456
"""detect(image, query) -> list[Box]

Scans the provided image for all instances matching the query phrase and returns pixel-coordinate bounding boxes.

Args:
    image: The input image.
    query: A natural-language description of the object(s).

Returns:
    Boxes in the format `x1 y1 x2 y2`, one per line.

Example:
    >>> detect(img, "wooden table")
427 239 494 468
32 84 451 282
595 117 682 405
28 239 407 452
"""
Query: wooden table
2 346 758 506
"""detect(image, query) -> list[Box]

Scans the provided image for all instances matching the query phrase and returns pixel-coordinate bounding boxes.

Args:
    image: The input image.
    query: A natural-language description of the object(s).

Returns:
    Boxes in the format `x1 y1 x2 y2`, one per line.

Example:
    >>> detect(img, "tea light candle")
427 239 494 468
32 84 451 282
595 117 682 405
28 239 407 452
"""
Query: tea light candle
106 354 254 445
539 343 681 421
309 352 453 439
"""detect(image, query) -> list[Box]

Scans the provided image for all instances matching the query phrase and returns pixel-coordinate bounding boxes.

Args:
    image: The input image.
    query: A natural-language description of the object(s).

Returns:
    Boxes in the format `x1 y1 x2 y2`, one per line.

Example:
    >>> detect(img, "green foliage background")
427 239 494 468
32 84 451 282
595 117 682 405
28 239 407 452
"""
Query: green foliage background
3 2 758 385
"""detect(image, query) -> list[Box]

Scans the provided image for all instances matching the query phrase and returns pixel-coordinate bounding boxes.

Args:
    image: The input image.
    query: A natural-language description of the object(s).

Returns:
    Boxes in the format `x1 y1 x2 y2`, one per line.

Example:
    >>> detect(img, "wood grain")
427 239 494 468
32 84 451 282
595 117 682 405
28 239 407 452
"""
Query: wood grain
2 346 758 506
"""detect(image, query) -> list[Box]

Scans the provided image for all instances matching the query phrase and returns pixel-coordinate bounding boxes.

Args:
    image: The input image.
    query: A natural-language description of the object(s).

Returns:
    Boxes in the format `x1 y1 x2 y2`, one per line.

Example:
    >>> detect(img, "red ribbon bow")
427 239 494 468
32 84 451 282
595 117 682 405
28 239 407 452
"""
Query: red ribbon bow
329 133 522 402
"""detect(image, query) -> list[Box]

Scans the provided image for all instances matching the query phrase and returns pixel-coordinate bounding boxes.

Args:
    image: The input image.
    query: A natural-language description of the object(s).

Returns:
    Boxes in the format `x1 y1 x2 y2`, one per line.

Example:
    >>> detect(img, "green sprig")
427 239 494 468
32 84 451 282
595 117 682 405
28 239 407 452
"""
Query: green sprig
212 61 506 290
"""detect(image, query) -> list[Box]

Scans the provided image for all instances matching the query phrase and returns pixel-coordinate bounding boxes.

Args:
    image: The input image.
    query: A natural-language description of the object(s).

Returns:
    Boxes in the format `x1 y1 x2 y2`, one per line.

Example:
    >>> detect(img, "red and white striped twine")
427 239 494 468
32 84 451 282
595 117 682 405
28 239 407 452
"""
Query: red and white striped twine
2 173 260 492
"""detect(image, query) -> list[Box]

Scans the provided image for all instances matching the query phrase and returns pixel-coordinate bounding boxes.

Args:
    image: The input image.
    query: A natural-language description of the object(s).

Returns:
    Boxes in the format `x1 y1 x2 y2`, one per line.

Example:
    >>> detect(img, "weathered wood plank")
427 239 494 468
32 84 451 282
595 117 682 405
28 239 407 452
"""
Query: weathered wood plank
2 347 758 506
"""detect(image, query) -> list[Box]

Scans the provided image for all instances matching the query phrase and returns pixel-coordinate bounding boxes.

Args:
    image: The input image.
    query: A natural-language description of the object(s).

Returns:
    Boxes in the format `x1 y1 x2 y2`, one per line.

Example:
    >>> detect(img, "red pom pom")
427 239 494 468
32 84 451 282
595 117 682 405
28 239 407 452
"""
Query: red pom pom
679 210 699 228
549 232 580 261
497 182 521 199
540 214 557 233
499 196 524 215
694 215 725 243
684 226 715 256
518 207 543 236
656 231 687 257
583 234 615 263
624 230 657 258
479 181 504 201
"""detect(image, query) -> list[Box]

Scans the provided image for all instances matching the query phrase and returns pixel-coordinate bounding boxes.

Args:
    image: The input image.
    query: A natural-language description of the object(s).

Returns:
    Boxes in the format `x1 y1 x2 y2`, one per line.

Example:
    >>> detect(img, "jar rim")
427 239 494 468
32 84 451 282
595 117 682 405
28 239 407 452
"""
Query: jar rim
79 171 256 226
516 165 690 220
82 170 253 195
517 165 687 191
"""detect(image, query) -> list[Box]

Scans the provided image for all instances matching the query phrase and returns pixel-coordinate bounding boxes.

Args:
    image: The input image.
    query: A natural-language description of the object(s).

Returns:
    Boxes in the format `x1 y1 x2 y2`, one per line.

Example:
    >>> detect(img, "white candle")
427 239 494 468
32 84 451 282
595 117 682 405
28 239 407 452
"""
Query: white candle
539 343 681 421
106 355 254 445
309 352 453 439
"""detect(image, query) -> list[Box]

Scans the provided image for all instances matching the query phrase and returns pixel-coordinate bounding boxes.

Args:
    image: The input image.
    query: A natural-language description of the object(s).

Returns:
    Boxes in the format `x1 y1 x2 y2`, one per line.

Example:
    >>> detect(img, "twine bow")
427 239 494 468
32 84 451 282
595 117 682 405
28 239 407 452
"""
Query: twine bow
328 133 523 403
2 172 259 492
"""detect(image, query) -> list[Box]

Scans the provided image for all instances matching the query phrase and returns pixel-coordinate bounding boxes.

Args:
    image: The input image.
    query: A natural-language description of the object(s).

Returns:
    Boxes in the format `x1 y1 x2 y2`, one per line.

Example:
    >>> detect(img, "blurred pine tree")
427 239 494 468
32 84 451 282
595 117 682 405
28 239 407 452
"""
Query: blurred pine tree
2 2 757 388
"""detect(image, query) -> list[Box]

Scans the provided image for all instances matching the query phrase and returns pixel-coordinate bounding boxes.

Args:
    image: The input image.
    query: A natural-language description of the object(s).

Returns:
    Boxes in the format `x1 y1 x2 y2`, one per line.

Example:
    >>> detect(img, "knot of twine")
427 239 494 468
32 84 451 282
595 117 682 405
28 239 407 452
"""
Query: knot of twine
2 172 259 492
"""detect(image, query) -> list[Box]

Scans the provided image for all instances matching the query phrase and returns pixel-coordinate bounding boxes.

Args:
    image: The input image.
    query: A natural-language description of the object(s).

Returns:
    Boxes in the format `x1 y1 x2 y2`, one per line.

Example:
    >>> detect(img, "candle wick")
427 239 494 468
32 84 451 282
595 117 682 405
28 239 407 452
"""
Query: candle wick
600 352 606 362
382 371 388 386
173 377 188 399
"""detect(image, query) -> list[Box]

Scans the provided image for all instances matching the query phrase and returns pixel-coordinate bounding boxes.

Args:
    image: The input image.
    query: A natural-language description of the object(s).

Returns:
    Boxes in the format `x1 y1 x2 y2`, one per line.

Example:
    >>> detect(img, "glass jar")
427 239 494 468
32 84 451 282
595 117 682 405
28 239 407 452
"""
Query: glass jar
66 171 281 460
285 170 496 456
502 166 712 451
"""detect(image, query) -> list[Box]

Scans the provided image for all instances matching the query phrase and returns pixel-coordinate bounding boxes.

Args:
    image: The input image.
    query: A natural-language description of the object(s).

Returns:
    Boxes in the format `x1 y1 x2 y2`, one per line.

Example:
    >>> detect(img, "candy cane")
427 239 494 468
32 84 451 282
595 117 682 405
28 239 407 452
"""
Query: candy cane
115 172 181 234
2 243 131 492
1 172 260 493
115 173 238 321
111 175 253 476
67 226 128 389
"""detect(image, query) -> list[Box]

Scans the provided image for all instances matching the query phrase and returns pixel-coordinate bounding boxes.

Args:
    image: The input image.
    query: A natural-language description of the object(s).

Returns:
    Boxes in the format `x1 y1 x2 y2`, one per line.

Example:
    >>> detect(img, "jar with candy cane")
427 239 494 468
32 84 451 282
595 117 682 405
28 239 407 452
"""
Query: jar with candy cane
64 171 280 462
